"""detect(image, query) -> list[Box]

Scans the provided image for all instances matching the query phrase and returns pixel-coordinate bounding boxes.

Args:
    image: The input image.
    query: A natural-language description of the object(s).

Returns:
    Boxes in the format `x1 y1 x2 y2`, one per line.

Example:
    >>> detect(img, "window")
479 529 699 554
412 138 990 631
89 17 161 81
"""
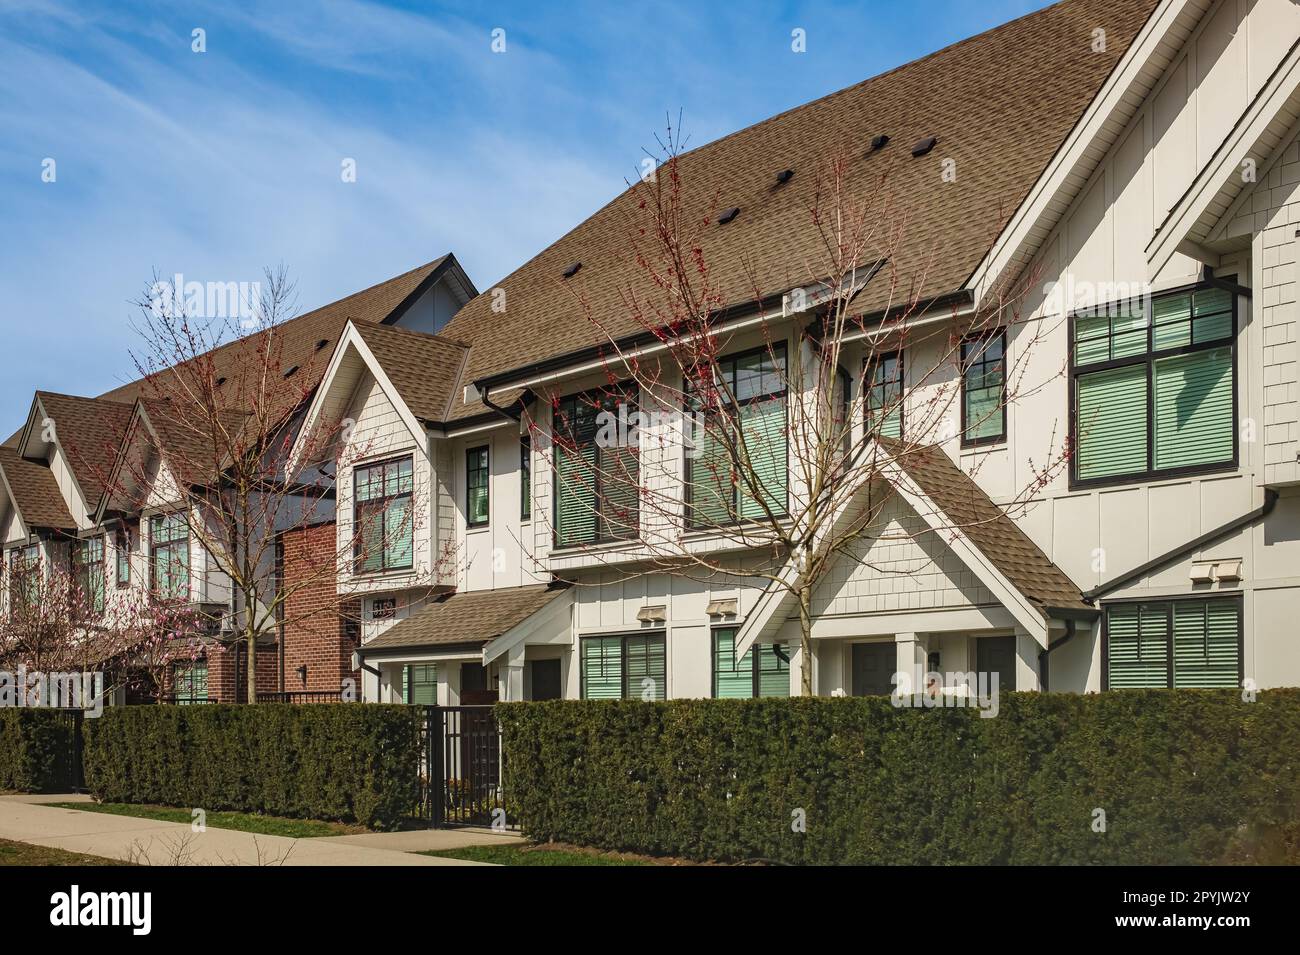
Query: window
71 536 105 616
150 513 190 601
354 456 414 573
1104 596 1241 689
1072 285 1235 485
520 437 532 520
864 350 904 439
686 343 788 527
172 660 208 704
115 524 132 587
466 446 489 527
961 331 1006 445
402 664 437 704
553 383 640 547
9 543 40 615
580 632 666 700
712 628 789 698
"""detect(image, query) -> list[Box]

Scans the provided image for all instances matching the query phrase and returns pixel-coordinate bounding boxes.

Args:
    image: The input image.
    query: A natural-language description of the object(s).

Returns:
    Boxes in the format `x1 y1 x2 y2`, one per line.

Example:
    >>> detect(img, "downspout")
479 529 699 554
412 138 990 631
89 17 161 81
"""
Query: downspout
1037 619 1076 693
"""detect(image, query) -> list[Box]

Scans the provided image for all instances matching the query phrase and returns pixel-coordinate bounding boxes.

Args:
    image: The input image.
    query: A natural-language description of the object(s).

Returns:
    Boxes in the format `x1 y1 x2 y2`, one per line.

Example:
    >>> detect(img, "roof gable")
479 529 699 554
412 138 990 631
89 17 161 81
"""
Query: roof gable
0 447 77 532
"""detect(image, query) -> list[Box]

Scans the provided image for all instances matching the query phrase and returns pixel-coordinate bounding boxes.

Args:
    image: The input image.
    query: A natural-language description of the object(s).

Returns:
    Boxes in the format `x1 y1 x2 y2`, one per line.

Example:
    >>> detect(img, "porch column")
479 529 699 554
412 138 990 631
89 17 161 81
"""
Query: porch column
499 644 525 701
895 632 926 696
1014 627 1042 692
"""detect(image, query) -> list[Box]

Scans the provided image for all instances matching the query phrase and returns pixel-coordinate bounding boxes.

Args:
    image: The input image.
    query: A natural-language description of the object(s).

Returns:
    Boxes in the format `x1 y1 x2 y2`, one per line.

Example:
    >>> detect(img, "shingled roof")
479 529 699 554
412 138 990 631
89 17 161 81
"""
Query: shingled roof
886 440 1092 615
351 322 469 424
31 392 136 506
439 0 1160 420
0 447 76 531
360 583 571 654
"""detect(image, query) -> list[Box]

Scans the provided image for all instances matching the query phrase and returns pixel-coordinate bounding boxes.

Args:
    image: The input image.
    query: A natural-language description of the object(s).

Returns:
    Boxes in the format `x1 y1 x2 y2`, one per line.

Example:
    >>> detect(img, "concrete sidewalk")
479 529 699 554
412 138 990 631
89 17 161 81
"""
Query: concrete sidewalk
0 795 506 866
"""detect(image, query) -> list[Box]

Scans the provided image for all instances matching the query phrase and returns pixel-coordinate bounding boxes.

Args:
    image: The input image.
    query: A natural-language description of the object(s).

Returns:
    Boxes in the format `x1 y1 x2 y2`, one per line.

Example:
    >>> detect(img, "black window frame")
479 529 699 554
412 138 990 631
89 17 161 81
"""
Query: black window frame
1100 594 1244 690
71 534 106 617
466 445 490 529
551 381 641 548
710 626 790 698
8 542 40 617
863 348 905 439
1068 280 1239 490
520 436 532 521
684 342 790 529
352 455 415 574
960 330 1007 448
149 512 191 602
579 631 667 700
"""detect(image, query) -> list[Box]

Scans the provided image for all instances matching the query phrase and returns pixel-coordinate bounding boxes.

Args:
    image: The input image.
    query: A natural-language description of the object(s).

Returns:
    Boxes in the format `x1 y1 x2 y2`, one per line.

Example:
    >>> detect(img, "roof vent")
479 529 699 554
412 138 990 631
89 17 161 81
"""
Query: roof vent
215 377 227 387
868 134 890 152
283 365 299 379
315 338 330 351
718 207 741 225
911 136 937 157
562 261 582 279
774 169 794 186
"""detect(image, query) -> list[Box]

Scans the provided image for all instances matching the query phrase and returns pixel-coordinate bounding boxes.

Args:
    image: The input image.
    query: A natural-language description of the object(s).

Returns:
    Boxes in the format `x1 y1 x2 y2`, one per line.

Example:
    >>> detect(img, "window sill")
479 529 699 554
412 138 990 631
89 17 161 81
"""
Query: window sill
1069 460 1238 493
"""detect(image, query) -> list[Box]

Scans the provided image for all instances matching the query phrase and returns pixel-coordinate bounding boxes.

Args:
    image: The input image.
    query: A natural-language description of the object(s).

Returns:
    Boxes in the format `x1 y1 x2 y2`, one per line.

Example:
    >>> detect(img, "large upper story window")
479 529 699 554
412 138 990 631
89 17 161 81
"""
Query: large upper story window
354 456 414 573
9 543 40 615
687 343 788 527
71 535 105 615
466 446 489 528
150 513 190 601
864 350 904 439
520 437 532 520
553 383 639 547
961 331 1006 446
115 523 133 588
1104 596 1241 689
1072 284 1235 486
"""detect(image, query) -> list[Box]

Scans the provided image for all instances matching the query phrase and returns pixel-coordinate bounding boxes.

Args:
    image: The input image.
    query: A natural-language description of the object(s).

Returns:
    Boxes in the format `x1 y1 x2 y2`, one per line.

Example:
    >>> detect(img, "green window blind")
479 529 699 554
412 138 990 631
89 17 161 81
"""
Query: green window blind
757 644 791 697
402 664 438 704
738 397 787 521
624 634 666 700
1154 348 1233 470
1106 603 1169 688
151 513 190 601
556 443 597 546
354 457 414 572
865 352 903 438
72 536 105 614
174 660 208 704
520 437 531 520
1076 363 1148 480
1172 599 1240 688
581 636 623 700
961 333 1005 443
690 418 733 527
554 387 639 546
713 628 753 698
466 446 489 526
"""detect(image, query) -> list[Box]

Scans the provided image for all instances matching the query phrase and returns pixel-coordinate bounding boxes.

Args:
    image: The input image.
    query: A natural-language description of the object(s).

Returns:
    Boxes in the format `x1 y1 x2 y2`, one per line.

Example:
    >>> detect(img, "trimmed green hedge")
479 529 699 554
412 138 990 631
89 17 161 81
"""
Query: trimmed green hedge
498 690 1300 864
83 704 423 829
0 710 78 793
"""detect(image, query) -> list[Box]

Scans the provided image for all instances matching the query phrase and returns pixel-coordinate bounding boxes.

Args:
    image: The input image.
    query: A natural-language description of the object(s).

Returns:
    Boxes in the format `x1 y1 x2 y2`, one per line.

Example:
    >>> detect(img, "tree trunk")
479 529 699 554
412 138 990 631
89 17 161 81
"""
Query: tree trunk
245 626 257 704
799 588 814 697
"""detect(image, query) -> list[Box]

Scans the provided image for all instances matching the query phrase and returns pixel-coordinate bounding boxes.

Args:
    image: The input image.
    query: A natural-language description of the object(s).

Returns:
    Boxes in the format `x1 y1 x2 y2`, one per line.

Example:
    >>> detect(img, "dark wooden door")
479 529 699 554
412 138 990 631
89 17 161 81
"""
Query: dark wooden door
976 635 1017 692
530 659 562 700
851 642 896 696
459 662 496 705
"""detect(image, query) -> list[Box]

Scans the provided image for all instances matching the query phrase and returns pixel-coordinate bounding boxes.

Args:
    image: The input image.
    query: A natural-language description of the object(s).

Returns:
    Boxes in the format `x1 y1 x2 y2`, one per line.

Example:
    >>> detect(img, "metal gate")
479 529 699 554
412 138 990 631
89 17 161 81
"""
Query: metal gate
418 705 505 828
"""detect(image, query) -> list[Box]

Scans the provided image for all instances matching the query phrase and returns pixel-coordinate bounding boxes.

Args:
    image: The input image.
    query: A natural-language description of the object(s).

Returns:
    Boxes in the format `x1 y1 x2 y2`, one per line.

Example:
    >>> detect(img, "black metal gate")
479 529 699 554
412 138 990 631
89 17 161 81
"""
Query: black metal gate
418 705 505 828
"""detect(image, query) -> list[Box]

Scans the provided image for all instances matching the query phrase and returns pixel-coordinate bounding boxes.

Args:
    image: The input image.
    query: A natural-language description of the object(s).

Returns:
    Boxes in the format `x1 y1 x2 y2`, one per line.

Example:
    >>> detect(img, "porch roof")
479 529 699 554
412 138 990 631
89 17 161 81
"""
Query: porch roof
359 582 572 654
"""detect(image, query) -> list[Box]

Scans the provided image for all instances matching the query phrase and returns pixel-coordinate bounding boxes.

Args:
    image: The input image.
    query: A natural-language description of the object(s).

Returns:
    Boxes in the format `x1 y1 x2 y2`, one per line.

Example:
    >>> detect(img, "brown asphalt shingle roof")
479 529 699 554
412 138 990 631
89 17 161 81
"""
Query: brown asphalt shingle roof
351 322 469 424
361 583 571 653
0 447 76 531
439 0 1159 420
886 440 1091 614
33 392 135 506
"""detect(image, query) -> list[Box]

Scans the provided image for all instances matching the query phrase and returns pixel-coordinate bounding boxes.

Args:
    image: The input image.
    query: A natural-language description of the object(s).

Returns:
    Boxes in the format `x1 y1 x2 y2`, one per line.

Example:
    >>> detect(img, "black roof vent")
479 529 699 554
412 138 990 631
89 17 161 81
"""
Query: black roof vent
315 338 330 351
283 365 299 379
869 134 890 152
562 261 582 279
911 136 937 157
774 169 794 186
718 207 741 225
215 377 227 388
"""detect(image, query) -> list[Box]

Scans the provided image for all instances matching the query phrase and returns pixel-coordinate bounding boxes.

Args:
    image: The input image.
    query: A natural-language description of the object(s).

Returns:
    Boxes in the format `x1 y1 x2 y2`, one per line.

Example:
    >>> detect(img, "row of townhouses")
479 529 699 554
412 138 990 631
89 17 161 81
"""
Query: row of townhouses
4 0 1300 707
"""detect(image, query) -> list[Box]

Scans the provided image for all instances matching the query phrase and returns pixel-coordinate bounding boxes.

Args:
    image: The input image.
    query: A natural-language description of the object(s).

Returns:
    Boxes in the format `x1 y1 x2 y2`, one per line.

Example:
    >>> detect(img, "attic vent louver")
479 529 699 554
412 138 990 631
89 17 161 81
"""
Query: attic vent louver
911 136 937 157
562 261 582 279
869 134 890 152
774 169 794 185
718 207 740 225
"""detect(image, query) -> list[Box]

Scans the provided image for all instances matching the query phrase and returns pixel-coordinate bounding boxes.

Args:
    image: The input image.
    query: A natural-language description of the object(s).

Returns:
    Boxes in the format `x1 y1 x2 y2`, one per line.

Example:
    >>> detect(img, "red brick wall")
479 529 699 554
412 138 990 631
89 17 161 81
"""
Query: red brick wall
205 642 279 703
280 522 361 696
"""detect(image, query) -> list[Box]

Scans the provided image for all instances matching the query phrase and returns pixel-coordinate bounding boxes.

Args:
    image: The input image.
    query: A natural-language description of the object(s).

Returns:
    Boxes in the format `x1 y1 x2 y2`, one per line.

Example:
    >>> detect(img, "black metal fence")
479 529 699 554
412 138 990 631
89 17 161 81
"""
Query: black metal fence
51 709 85 792
417 705 506 828
255 691 356 704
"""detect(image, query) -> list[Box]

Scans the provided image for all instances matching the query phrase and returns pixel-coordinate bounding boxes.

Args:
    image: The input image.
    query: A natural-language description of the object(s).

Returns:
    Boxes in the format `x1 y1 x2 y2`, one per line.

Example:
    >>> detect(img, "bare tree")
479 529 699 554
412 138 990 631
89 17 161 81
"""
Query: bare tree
528 128 1068 695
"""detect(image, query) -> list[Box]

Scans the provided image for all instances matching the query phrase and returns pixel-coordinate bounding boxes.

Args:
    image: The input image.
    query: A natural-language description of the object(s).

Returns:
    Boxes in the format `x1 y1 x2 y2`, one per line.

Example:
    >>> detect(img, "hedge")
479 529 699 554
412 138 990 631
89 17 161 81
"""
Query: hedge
498 689 1300 864
0 710 78 793
82 704 423 829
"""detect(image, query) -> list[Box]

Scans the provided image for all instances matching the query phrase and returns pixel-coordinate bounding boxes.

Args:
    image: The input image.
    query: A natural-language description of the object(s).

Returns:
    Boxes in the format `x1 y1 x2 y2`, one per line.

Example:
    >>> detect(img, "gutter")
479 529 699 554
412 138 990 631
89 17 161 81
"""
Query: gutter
1084 489 1278 601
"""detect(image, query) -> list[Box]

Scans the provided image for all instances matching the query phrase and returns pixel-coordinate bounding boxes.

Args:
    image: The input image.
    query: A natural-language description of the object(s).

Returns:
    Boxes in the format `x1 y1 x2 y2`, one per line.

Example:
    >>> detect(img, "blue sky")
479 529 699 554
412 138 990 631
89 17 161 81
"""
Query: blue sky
0 0 1052 428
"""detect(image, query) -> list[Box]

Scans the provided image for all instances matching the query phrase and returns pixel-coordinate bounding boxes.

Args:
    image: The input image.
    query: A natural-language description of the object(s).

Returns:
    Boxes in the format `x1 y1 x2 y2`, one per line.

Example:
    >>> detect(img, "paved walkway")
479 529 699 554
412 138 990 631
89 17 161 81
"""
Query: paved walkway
0 795 520 866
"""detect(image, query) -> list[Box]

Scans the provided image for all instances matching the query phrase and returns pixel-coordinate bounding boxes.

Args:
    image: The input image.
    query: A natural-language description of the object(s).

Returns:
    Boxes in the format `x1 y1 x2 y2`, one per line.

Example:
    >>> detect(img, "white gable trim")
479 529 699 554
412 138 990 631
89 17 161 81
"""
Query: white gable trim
481 589 575 665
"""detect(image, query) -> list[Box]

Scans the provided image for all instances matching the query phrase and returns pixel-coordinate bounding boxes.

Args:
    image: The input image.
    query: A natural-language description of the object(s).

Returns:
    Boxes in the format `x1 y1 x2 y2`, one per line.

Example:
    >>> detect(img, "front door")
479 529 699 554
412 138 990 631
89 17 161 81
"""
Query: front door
975 635 1017 692
460 662 496 705
530 658 562 700
851 642 896 696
